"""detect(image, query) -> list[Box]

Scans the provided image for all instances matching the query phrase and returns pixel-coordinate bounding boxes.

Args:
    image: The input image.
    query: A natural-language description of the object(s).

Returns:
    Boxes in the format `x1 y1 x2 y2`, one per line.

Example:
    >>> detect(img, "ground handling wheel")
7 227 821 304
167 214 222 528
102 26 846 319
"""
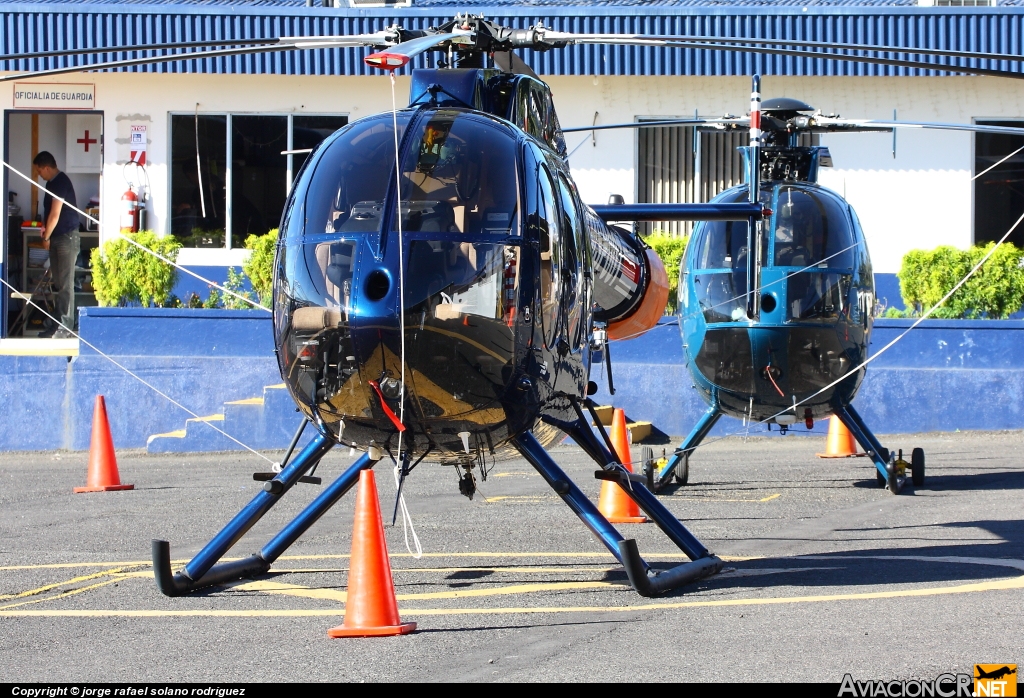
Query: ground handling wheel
641 446 655 489
673 451 690 485
911 447 925 486
887 450 908 494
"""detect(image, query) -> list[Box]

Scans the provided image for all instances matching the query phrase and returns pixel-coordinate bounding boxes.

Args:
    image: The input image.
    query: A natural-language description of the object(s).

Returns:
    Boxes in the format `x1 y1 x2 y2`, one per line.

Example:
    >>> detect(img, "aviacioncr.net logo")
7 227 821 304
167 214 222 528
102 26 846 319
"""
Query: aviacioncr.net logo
838 673 974 697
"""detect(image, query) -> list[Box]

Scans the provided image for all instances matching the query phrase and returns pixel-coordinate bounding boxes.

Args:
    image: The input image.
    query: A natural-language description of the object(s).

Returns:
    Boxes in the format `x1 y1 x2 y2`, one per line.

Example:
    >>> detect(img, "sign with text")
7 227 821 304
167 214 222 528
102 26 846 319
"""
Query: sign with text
13 83 95 110
129 124 147 165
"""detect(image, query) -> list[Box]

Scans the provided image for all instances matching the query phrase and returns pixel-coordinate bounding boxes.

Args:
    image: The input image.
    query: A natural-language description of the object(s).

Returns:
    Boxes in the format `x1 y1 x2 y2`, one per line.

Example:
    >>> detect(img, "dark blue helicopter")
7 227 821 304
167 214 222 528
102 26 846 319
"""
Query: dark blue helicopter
7 15 1024 597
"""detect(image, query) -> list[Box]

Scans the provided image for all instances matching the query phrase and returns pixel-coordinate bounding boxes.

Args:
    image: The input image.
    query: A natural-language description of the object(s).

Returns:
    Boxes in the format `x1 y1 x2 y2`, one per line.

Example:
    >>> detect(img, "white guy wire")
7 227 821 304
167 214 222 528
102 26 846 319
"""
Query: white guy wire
973 144 1024 181
389 72 421 558
0 275 275 464
393 463 423 559
2 160 268 311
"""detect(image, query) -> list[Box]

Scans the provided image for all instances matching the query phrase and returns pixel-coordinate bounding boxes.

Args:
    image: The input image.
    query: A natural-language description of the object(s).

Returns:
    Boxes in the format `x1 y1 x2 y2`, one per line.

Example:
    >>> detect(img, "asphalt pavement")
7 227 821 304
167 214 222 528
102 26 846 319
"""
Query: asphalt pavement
0 430 1021 682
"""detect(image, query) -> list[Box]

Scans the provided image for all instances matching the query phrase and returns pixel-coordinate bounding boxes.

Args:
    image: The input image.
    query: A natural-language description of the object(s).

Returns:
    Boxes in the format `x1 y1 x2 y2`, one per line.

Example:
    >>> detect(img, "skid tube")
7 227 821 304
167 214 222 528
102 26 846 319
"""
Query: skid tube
513 414 722 597
654 391 722 491
153 431 381 596
831 398 905 494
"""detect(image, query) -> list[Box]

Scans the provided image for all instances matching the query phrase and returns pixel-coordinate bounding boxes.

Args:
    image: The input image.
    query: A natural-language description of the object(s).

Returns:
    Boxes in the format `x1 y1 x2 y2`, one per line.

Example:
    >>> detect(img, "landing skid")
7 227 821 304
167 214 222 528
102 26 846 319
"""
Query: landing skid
650 391 722 492
153 432 377 596
647 393 920 496
153 413 722 598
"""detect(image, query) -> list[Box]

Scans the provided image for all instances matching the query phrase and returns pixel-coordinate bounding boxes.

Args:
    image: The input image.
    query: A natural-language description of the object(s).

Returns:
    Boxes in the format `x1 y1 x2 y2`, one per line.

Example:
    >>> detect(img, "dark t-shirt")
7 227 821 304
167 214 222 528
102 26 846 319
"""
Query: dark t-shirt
44 171 80 238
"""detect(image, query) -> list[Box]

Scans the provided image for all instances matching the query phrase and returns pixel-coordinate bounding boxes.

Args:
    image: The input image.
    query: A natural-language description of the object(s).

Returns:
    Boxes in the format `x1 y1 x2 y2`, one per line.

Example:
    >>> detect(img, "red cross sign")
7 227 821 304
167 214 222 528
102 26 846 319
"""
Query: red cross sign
77 130 97 152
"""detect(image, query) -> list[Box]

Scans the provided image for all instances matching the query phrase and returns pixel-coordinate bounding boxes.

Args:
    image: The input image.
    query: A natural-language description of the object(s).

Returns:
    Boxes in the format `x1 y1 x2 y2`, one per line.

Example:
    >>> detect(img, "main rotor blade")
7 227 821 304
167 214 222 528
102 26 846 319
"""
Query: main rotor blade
542 33 1024 81
545 32 1024 66
0 32 396 83
0 38 280 64
365 30 473 70
563 117 744 133
819 118 1024 136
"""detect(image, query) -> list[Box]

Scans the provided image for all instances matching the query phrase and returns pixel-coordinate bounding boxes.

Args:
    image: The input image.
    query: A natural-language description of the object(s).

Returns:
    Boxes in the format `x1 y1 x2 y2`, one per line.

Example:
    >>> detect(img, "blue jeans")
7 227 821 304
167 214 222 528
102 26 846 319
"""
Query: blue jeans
49 231 80 331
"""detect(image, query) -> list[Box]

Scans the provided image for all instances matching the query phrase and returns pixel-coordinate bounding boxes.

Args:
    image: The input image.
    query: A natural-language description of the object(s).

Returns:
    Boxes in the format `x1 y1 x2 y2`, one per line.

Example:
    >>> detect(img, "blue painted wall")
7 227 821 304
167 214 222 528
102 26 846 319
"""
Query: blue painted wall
591 317 1024 441
2 310 1024 451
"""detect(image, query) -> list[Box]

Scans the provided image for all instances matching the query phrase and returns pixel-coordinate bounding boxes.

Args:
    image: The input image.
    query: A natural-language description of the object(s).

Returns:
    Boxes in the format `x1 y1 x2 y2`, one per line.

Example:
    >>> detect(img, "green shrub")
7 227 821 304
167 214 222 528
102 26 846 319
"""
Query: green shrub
221 268 257 310
242 230 277 308
90 231 181 307
897 243 1024 319
645 232 689 314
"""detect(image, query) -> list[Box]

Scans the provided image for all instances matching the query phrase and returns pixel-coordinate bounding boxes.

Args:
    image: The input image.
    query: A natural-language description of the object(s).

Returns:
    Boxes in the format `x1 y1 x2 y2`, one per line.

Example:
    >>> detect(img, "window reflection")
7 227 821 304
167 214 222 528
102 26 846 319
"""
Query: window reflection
304 114 408 237
396 111 519 236
537 166 561 344
405 240 513 321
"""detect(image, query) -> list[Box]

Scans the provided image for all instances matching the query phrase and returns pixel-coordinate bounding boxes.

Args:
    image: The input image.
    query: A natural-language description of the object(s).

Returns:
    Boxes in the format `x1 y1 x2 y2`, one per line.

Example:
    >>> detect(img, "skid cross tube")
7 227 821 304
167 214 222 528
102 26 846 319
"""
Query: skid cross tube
523 417 722 596
260 452 378 562
153 432 335 596
512 431 631 566
657 394 722 490
559 416 711 561
831 400 890 477
832 400 905 493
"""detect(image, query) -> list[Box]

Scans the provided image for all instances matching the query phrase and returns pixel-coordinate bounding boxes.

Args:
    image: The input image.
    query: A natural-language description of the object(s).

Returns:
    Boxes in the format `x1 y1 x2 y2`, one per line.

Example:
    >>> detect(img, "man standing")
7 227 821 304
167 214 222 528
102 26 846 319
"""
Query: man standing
33 151 80 338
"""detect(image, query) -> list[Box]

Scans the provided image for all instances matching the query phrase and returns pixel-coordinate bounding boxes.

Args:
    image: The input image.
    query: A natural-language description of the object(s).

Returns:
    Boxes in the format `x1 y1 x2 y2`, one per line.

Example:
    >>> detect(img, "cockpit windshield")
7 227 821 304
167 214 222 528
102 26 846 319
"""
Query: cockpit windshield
772 186 855 269
302 113 411 237
394 110 519 236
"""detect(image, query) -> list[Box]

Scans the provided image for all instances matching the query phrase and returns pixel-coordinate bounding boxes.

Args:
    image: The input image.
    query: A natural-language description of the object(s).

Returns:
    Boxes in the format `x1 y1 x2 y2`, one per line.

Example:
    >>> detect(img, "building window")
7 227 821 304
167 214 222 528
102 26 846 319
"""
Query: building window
975 120 1024 248
170 113 348 248
637 121 815 237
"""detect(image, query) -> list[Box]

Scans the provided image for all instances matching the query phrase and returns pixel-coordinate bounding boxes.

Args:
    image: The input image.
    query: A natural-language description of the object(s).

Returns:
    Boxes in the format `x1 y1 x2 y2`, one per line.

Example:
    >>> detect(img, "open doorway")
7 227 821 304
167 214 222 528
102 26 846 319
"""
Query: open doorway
3 110 102 337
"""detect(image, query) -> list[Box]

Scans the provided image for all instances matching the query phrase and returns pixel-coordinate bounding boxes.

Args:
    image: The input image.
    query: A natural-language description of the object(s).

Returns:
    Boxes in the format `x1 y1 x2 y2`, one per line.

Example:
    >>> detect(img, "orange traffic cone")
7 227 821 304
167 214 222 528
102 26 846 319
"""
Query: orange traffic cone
816 416 860 458
328 470 416 638
597 408 647 524
74 396 133 493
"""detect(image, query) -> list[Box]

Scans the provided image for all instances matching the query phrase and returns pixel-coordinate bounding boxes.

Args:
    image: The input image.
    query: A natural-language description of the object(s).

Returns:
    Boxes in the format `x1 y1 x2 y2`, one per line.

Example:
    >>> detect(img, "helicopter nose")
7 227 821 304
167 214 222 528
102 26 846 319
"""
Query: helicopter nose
348 239 522 444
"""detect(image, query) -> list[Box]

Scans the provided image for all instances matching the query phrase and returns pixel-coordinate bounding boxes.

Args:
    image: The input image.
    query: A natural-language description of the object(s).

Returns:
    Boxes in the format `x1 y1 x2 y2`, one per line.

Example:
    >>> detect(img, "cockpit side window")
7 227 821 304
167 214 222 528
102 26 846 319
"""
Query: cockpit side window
536 165 561 346
394 110 519 236
695 189 770 271
773 187 856 269
302 114 408 238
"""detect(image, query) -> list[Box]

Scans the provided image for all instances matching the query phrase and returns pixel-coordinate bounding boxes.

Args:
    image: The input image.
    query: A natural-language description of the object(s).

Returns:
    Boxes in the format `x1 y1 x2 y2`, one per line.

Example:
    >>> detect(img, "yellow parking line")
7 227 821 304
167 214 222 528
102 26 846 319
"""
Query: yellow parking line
231 580 621 604
3 573 1021 619
0 565 145 600
0 578 123 611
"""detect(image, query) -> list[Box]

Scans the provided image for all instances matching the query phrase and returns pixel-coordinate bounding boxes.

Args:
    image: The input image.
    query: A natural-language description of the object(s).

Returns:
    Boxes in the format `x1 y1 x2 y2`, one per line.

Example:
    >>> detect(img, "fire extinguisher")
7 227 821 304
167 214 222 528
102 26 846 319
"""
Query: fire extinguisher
120 187 139 234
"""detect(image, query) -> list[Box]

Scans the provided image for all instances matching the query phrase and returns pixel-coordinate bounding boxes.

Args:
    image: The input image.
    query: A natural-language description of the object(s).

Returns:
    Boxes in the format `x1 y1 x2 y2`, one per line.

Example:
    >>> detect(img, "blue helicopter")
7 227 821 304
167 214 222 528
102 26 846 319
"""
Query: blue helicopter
7 16 1024 597
616 96 1024 497
643 97 907 495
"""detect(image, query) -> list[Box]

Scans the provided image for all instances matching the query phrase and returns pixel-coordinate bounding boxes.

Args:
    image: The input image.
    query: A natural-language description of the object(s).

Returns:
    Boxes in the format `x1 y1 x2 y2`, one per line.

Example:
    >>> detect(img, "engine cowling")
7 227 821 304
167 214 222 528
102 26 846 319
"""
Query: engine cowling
585 207 670 340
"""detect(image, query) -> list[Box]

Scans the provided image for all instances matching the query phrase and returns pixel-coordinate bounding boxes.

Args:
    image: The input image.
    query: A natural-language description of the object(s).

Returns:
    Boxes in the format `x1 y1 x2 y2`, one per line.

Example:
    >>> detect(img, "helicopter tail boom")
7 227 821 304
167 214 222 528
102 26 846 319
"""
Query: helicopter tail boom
591 202 766 222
